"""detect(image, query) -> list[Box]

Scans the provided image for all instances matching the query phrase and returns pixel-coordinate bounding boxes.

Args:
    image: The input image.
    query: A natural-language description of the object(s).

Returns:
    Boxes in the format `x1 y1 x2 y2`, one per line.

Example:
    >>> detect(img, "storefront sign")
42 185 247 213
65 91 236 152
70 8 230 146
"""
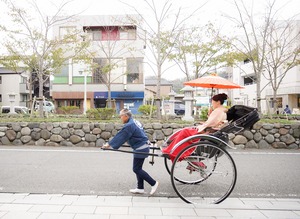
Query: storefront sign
94 91 144 99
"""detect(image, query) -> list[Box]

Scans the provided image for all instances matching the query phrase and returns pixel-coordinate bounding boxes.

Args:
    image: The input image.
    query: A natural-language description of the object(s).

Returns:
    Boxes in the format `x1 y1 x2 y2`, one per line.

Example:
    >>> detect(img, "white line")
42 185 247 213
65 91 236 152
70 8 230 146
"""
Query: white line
0 148 104 153
231 151 300 155
0 148 299 155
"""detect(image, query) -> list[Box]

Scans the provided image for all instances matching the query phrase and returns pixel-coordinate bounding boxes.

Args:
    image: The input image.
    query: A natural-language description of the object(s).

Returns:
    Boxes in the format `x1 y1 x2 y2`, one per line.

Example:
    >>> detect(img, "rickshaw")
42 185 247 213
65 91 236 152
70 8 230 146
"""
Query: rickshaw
103 105 260 204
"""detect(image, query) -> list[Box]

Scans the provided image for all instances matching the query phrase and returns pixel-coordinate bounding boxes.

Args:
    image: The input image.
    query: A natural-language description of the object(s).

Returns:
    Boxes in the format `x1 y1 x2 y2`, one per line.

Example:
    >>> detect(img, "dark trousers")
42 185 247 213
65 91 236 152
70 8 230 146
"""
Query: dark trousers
133 157 156 189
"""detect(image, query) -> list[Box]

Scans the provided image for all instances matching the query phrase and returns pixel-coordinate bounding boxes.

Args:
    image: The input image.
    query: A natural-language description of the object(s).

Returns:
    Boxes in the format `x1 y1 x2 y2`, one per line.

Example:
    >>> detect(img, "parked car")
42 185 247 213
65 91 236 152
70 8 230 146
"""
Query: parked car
174 103 185 115
1 106 29 114
35 101 55 113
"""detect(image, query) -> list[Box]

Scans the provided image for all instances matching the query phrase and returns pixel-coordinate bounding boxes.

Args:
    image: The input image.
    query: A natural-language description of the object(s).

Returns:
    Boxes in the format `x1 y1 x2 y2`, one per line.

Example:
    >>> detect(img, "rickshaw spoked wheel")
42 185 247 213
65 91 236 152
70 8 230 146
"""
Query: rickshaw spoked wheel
170 141 237 204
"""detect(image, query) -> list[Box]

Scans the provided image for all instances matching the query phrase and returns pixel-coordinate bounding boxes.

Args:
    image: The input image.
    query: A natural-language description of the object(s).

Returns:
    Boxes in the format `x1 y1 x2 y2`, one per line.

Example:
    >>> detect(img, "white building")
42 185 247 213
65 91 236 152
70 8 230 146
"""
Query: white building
0 68 30 108
232 61 300 114
51 15 146 114
232 20 300 114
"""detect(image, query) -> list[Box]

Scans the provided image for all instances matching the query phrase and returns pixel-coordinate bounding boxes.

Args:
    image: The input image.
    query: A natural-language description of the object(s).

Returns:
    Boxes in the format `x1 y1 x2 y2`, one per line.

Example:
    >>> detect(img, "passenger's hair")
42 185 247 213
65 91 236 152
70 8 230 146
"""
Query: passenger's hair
212 93 228 105
120 108 132 118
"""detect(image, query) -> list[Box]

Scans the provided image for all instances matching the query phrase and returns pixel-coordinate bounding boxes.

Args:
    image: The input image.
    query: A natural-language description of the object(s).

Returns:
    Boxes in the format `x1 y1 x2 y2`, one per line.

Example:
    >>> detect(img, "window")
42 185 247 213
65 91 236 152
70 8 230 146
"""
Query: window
0 76 2 84
127 73 139 84
91 29 101 41
243 76 256 85
21 76 27 83
102 27 119 40
269 97 282 108
93 58 123 84
120 27 136 40
127 58 143 84
70 100 75 106
70 100 81 107
86 28 102 41
277 98 282 108
21 94 27 102
85 26 136 41
120 31 127 40
93 58 108 84
127 29 136 40
244 58 251 64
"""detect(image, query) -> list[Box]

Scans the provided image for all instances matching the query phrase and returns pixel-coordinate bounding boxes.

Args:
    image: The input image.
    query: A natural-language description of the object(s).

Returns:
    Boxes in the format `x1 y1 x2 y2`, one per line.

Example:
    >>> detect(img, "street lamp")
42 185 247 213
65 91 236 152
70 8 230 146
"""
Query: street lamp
79 70 87 115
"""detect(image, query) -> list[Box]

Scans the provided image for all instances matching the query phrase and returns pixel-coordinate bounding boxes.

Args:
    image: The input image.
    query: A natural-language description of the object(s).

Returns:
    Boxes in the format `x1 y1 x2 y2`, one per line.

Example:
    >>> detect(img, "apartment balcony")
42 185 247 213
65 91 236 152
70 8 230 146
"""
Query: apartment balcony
19 83 30 94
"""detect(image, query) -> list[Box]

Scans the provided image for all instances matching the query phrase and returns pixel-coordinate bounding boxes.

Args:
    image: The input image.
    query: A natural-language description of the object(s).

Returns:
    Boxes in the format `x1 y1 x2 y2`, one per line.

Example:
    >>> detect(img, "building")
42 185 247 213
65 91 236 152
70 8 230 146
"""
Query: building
144 78 173 103
232 60 300 114
233 20 300 114
0 68 30 108
51 15 146 114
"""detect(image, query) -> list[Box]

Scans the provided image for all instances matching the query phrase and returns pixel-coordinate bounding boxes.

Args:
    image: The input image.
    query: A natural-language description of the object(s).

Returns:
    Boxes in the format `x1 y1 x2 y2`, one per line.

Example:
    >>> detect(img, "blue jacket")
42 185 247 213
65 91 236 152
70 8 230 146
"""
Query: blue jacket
108 117 149 158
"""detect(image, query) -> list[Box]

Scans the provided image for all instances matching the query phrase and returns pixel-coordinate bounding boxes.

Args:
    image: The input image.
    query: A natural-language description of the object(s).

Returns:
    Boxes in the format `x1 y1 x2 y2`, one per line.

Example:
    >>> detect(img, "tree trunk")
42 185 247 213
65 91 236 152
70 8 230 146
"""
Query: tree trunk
38 58 44 118
107 86 112 108
156 65 162 120
38 73 44 117
256 71 262 113
29 72 33 115
273 89 279 114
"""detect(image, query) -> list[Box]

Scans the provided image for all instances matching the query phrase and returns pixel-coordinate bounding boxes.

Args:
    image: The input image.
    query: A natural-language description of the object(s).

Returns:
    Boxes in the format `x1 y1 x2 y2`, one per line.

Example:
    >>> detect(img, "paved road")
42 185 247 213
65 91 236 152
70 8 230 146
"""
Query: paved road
0 146 300 199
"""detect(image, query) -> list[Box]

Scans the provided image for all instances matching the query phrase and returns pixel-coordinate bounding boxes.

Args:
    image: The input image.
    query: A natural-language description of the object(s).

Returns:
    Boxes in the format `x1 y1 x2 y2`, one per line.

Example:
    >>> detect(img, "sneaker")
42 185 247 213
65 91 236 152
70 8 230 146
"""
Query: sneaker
129 188 144 194
150 181 159 195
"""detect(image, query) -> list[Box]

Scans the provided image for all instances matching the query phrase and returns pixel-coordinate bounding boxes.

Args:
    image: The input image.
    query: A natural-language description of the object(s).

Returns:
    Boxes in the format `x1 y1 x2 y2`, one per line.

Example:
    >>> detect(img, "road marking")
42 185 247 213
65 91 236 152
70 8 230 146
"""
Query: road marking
231 151 300 155
0 148 104 153
0 148 299 155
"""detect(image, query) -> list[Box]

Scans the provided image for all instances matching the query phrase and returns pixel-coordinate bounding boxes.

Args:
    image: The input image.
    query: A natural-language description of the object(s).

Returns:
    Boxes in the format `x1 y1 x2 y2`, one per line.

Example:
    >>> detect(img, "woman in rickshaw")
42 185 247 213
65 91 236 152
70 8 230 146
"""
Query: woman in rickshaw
162 93 228 161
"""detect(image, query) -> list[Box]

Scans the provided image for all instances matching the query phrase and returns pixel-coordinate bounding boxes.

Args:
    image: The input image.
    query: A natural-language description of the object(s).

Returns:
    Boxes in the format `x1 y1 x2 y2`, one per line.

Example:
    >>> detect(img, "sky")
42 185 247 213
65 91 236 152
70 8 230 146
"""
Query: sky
1 0 300 80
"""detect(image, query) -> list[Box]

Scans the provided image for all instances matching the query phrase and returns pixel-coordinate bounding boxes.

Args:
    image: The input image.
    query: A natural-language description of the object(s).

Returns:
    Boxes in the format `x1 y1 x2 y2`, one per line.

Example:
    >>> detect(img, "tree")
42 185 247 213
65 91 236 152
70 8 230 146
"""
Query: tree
169 23 237 81
263 19 300 113
227 0 295 112
226 0 277 113
227 0 300 114
85 16 144 108
0 0 92 117
124 0 205 119
170 77 186 93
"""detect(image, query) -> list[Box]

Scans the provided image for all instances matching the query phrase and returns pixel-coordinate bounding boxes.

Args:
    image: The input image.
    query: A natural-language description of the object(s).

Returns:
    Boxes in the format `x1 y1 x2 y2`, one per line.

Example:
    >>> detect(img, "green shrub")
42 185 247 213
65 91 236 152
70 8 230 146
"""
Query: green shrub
58 106 80 114
86 108 115 120
138 105 157 115
86 108 98 119
200 107 209 120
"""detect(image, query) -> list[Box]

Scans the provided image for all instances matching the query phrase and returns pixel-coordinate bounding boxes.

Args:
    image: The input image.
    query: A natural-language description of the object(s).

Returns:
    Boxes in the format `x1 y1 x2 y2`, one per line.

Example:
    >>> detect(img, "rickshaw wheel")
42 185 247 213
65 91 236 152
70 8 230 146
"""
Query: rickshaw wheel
164 157 172 175
170 141 237 204
164 153 216 184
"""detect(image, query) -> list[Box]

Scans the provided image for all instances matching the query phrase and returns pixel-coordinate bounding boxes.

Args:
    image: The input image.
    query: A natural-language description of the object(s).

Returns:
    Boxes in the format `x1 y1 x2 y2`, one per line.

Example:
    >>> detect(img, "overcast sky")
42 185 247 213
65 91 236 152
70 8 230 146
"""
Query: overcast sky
52 0 300 24
66 0 300 80
1 0 300 80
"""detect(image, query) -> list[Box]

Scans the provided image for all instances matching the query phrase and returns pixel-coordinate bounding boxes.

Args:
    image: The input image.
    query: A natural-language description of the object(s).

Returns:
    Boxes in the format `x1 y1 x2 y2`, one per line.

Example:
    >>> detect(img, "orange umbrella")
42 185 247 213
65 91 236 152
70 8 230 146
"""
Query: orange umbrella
184 74 243 101
184 74 243 89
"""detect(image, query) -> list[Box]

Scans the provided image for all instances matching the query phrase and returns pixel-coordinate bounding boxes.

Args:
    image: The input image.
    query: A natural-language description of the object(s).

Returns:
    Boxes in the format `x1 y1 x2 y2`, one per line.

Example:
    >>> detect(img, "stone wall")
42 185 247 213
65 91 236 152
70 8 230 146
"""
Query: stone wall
0 122 299 149
229 122 300 149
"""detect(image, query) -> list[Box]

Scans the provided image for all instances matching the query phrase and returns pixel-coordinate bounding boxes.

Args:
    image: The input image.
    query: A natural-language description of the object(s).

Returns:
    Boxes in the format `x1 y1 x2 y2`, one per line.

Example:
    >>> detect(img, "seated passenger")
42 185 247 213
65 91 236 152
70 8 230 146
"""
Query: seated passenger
162 93 228 161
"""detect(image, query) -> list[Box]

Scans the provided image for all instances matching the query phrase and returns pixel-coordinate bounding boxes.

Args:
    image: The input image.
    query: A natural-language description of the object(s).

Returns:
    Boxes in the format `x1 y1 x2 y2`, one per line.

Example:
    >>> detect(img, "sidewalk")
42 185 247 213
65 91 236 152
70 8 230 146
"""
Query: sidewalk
0 193 300 219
